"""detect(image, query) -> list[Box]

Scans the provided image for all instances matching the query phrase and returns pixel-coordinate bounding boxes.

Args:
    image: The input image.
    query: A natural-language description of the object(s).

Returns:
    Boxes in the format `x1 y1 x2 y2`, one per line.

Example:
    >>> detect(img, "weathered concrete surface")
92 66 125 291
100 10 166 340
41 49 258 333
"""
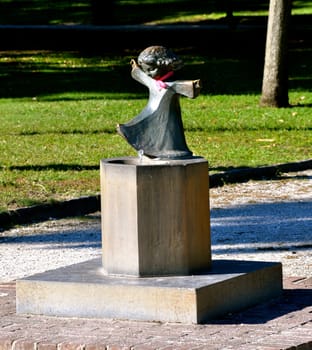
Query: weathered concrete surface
16 258 282 324
100 157 211 276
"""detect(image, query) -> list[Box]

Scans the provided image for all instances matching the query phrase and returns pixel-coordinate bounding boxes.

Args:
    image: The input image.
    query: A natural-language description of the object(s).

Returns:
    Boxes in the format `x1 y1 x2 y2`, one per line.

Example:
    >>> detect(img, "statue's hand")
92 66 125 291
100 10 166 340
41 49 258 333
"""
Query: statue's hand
130 59 138 69
194 79 201 89
193 79 201 97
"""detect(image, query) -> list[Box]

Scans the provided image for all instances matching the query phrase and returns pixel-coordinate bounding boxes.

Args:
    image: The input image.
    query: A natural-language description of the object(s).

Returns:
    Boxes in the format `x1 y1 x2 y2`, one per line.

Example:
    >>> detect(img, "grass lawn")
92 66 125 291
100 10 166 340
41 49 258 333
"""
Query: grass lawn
0 47 311 213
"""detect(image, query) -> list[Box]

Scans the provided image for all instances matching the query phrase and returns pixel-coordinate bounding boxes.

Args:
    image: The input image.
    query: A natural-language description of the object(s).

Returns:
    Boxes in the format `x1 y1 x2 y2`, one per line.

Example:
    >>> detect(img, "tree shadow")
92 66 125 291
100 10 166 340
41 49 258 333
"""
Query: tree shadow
211 200 312 252
0 50 264 98
0 223 101 250
7 164 99 171
2 198 311 253
0 0 270 26
0 23 311 99
0 58 137 98
209 160 312 187
211 287 312 324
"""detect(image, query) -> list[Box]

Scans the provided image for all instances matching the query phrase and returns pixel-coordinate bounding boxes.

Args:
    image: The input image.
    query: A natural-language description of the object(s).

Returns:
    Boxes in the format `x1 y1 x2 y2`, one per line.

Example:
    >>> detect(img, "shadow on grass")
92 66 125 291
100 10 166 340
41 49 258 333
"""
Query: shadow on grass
6 164 99 171
0 30 311 99
18 129 116 135
0 54 264 98
0 0 271 26
0 56 311 100
1 158 311 176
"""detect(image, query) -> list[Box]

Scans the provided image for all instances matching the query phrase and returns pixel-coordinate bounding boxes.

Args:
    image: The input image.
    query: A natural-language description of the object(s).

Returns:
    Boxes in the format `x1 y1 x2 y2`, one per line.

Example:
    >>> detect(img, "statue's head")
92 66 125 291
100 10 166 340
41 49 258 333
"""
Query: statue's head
138 45 184 79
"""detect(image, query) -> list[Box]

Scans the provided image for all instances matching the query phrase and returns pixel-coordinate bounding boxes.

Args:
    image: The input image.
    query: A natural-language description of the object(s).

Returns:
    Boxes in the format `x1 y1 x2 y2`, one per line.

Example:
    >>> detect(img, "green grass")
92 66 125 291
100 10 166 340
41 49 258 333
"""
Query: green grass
0 49 311 213
0 0 311 213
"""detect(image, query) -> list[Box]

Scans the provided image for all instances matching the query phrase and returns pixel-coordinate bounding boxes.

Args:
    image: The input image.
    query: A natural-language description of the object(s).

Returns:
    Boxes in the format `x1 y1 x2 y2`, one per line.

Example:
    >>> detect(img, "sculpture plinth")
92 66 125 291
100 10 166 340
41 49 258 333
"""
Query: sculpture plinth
101 157 211 277
15 46 282 324
16 156 282 324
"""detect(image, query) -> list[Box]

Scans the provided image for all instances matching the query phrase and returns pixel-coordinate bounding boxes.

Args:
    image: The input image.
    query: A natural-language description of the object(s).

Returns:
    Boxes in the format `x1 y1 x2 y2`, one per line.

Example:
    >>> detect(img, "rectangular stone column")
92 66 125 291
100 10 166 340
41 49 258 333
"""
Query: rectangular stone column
100 157 211 276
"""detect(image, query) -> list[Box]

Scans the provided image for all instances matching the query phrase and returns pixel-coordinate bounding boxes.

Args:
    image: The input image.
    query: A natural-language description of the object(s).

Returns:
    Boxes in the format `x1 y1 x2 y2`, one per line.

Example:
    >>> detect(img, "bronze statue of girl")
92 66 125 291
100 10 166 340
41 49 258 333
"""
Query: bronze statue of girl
117 46 201 159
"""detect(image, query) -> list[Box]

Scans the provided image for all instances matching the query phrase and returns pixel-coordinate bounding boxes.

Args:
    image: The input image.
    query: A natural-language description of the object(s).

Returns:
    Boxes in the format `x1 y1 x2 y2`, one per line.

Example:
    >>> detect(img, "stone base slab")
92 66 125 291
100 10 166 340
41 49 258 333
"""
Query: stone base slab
16 258 282 324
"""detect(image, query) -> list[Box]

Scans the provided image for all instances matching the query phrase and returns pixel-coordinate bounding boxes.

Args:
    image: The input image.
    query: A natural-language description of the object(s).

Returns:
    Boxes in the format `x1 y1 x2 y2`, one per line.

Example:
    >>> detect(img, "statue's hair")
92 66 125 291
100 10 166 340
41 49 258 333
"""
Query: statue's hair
138 46 184 72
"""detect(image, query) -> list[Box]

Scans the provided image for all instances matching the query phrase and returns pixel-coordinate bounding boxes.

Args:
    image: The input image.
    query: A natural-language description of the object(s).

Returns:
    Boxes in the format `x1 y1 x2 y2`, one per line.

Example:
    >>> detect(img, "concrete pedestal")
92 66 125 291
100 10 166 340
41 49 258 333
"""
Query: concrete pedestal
15 156 283 323
100 157 211 276
16 258 282 324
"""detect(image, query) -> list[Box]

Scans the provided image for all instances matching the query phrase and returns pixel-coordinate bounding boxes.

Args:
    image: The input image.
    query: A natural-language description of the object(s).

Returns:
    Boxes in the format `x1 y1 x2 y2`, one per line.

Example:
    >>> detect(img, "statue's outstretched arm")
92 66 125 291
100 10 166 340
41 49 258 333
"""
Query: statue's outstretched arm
172 79 201 99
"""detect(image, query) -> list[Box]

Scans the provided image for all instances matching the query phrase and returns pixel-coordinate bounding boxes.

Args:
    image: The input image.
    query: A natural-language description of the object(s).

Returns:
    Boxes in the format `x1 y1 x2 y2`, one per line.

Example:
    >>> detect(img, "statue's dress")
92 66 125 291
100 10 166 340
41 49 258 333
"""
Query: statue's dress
117 65 200 159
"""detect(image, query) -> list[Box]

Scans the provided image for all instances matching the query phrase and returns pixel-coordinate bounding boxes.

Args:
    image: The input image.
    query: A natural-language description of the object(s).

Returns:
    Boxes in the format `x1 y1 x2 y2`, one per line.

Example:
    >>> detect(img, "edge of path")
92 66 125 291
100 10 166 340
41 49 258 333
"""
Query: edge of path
1 158 311 229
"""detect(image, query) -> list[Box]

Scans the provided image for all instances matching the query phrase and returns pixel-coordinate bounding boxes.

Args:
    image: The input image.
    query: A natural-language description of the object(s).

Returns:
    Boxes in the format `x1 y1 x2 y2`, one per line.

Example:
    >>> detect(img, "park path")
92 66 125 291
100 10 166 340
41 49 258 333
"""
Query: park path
0 169 311 349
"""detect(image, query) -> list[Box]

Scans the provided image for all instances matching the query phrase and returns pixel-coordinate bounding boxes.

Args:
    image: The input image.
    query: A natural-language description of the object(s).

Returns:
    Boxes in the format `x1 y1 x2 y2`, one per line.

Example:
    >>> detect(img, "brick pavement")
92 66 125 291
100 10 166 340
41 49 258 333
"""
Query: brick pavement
0 277 311 350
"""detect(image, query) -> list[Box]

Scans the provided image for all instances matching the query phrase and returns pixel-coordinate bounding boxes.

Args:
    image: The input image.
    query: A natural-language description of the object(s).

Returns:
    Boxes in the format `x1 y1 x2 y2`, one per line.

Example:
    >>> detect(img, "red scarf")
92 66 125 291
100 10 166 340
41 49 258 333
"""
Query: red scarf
155 71 174 89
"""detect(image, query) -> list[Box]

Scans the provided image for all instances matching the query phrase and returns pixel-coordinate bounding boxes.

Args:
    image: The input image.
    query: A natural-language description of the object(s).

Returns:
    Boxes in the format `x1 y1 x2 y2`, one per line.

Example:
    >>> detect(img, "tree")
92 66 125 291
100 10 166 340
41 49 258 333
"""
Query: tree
260 0 292 107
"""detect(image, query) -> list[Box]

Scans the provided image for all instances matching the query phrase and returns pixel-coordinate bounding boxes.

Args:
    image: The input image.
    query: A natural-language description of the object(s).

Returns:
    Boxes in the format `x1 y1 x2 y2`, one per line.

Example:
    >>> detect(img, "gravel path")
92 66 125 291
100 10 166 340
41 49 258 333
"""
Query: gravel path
0 170 311 282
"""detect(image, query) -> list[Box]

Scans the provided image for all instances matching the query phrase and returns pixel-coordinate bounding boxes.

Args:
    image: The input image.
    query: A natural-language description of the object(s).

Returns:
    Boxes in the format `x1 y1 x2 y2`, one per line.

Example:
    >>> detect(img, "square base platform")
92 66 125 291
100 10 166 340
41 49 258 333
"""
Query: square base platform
16 258 282 324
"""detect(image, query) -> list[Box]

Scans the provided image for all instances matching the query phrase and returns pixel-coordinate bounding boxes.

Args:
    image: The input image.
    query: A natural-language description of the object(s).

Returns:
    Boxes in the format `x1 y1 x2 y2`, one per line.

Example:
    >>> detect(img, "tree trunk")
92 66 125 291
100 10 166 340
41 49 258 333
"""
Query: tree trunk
260 0 292 107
